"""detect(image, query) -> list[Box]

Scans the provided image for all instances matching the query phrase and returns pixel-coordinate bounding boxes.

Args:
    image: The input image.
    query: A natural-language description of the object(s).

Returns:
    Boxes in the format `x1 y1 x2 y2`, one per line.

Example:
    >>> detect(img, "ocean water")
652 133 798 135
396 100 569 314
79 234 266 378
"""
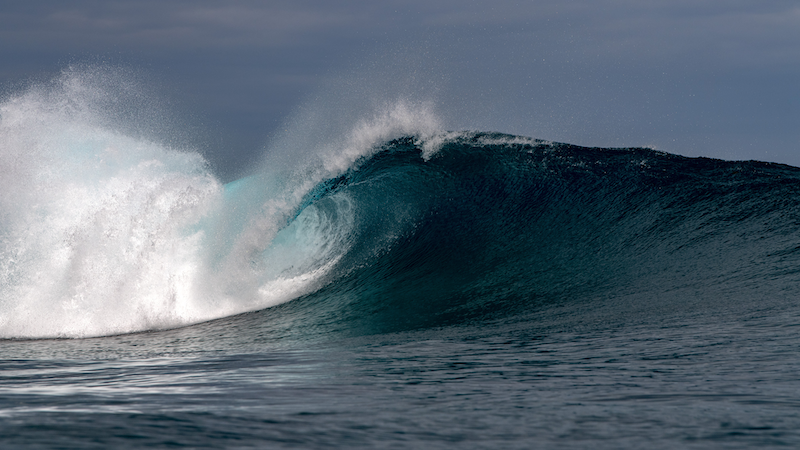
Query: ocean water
2 70 800 448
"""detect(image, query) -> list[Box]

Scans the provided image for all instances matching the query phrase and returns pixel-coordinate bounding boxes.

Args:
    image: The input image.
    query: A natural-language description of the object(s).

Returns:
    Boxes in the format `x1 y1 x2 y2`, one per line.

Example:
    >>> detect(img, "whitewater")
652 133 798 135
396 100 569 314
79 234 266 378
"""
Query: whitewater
2 69 800 448
0 69 444 338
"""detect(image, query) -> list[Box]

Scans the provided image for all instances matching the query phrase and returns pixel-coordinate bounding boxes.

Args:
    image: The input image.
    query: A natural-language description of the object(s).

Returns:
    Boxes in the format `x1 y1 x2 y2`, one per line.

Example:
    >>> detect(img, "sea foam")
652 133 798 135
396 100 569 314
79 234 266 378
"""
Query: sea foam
0 67 444 338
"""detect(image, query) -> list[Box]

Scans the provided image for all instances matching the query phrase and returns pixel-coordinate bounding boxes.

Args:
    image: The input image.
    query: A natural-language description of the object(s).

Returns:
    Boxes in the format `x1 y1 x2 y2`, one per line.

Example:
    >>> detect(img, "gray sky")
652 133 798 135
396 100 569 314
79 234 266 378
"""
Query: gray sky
1 1 798 179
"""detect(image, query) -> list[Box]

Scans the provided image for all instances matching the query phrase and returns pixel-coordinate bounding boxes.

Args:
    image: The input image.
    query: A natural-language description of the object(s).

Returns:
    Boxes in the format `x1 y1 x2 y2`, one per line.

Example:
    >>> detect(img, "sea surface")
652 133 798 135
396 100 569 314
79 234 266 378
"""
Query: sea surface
2 70 800 448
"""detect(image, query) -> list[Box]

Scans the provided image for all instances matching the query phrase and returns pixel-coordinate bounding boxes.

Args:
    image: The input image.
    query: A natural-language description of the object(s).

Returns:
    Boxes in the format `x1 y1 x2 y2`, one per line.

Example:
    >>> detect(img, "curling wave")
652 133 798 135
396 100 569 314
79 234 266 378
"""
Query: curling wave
4 69 800 339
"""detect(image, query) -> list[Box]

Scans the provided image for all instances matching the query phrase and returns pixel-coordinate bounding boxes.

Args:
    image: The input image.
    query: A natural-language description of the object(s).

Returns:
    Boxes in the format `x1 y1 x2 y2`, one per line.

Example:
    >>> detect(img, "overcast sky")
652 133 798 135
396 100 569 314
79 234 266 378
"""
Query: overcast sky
1 1 798 179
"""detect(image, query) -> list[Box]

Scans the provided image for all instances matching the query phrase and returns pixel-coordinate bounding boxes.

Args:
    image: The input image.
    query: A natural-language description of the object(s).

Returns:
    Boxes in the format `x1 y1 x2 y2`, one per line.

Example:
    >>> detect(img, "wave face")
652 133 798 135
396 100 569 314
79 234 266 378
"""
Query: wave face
273 134 800 337
3 70 800 339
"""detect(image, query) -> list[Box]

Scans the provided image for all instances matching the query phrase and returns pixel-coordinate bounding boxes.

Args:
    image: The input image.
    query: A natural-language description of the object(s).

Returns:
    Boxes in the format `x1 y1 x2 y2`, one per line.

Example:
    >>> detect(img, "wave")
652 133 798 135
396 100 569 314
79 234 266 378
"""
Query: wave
3 69 800 339
270 134 800 337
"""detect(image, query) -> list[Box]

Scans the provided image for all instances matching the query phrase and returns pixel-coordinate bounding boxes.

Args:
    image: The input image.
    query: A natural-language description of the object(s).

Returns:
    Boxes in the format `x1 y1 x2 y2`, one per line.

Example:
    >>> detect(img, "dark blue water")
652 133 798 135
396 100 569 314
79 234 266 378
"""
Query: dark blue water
3 73 800 447
2 305 799 448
